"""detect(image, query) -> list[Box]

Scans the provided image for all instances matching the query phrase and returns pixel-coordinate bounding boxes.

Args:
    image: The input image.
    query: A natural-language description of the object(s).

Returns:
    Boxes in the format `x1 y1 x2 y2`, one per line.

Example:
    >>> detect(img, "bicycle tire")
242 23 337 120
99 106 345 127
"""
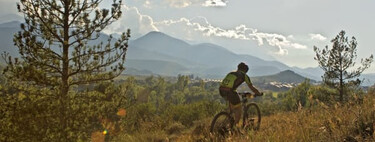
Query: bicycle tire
210 112 234 138
243 103 261 130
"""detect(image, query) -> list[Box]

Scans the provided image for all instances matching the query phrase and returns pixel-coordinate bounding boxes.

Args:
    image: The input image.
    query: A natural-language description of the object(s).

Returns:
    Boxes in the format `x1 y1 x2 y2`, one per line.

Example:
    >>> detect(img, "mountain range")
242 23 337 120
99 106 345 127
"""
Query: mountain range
252 70 314 84
1 20 374 86
126 31 324 79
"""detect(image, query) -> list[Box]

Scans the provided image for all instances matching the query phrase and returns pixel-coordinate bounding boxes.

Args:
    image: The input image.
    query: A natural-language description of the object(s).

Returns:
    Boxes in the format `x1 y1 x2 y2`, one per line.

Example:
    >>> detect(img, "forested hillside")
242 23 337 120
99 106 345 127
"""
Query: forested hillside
2 74 374 141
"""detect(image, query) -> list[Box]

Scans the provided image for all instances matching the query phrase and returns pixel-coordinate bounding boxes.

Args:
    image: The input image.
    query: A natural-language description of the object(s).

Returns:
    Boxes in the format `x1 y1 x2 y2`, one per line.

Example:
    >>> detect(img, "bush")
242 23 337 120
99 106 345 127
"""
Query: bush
121 103 157 132
161 101 224 127
279 80 312 111
0 82 131 141
166 122 186 135
308 85 337 106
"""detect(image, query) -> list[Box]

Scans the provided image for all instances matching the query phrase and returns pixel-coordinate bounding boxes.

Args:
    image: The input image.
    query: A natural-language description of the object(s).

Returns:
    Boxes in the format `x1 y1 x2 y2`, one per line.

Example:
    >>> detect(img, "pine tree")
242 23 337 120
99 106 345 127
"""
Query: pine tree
1 0 130 140
314 30 373 101
4 0 130 97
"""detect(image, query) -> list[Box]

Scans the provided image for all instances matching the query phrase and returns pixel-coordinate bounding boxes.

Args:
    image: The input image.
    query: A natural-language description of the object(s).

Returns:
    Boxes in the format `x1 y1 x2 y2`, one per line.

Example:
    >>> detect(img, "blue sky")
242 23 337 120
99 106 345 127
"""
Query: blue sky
1 0 375 73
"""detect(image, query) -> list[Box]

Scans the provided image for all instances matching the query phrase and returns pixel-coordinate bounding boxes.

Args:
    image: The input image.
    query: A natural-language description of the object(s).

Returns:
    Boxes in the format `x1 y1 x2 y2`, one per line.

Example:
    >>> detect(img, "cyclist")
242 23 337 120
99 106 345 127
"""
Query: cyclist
219 62 261 130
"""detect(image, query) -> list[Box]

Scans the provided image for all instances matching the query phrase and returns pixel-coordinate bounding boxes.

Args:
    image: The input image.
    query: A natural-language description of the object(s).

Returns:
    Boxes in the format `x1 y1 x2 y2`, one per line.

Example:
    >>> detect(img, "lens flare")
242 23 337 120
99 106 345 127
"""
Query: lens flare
91 131 104 142
102 129 108 135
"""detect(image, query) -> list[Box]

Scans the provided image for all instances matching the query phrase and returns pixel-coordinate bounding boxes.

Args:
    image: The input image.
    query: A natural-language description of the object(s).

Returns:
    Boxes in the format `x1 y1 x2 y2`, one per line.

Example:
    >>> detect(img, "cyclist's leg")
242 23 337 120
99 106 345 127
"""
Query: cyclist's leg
219 89 228 100
227 91 241 126
219 89 231 113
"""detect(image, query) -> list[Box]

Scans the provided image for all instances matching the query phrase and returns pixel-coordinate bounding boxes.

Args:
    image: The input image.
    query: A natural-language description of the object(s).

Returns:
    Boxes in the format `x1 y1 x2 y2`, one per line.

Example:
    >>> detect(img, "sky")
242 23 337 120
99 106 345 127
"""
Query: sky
1 0 375 73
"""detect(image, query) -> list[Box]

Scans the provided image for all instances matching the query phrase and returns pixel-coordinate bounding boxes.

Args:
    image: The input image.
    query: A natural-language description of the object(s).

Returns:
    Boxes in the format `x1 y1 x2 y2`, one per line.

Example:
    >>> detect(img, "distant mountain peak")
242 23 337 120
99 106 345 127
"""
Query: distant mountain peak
132 31 191 50
276 70 307 79
136 31 183 42
252 69 314 84
0 20 21 28
278 70 296 75
0 14 23 24
142 31 171 39
147 31 163 35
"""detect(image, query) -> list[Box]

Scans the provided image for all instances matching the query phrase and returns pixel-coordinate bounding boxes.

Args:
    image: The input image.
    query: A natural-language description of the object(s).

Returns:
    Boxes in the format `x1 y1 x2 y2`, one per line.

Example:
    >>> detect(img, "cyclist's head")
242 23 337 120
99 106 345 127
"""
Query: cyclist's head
237 62 249 73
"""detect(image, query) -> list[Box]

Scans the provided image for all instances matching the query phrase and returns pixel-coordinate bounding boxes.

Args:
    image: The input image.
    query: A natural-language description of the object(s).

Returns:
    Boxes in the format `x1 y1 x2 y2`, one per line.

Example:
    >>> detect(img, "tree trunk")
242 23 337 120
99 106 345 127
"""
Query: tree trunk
60 0 70 140
339 72 343 102
339 46 344 102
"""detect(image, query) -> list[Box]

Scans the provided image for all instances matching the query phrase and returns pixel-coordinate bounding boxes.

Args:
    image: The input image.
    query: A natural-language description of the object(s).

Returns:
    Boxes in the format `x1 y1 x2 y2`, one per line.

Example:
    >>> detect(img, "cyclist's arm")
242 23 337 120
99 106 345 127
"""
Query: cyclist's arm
245 74 261 95
248 84 261 95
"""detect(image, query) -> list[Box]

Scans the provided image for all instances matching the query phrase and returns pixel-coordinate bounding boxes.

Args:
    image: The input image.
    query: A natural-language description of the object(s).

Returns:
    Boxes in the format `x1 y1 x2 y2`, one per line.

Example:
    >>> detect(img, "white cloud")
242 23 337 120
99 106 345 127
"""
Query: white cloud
143 0 152 9
287 35 295 40
203 0 228 7
104 4 307 56
309 33 327 41
104 5 158 38
164 0 204 8
125 0 227 8
155 17 307 55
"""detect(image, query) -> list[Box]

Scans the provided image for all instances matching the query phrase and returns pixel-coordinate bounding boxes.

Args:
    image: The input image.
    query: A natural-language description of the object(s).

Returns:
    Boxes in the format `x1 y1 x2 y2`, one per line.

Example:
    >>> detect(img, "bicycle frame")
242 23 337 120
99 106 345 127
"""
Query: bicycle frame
210 91 262 137
226 91 257 114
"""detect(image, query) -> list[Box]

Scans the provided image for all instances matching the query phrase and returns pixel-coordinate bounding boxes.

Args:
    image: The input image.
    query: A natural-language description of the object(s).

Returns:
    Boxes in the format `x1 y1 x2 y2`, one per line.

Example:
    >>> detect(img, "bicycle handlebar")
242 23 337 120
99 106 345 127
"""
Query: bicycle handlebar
238 91 263 98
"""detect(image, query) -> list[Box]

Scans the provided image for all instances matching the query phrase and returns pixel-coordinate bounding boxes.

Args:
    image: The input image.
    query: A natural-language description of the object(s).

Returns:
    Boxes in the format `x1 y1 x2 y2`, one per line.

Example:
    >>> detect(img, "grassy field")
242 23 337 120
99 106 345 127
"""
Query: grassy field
113 93 375 142
272 92 279 98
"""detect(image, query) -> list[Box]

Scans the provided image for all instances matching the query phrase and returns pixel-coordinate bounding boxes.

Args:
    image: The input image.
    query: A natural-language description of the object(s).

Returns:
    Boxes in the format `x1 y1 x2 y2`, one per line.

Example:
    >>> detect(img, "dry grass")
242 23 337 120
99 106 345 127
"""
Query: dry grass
177 94 375 142
114 94 375 142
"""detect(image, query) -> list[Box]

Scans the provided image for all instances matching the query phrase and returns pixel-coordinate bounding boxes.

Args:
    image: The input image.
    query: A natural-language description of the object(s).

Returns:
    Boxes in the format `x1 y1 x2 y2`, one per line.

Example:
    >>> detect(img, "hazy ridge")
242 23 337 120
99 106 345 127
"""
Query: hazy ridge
1 21 375 86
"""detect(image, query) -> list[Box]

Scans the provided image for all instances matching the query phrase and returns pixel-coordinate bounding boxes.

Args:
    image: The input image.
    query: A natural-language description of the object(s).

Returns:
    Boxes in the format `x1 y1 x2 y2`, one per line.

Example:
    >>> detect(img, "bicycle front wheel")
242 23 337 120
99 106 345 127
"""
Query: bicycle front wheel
210 112 234 138
243 103 261 130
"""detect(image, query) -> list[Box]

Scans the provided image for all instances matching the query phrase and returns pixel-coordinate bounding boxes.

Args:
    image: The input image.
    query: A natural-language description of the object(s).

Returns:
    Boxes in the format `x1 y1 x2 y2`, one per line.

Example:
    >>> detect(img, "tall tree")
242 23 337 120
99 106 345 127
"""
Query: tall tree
4 0 130 96
2 0 130 140
314 30 373 101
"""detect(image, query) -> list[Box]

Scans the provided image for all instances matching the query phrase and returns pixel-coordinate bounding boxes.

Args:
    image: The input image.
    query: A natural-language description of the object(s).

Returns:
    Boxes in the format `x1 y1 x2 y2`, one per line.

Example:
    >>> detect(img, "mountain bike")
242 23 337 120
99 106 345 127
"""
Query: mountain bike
210 92 263 138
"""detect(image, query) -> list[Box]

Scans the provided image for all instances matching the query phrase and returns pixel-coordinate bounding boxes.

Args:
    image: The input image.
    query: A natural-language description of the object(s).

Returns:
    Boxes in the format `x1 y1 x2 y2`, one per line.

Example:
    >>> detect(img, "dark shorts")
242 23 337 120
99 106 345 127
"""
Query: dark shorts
219 87 240 105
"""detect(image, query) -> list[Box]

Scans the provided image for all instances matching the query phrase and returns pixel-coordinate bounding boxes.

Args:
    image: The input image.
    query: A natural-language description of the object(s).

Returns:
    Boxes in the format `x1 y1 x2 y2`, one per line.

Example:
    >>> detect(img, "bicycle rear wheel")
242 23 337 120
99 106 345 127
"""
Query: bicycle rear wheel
243 103 261 130
210 112 234 138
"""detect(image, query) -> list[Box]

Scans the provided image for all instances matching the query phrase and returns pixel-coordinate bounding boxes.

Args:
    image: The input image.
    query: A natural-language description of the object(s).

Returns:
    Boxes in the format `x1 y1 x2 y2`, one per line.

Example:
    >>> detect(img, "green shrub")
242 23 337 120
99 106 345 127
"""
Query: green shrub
308 85 337 106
